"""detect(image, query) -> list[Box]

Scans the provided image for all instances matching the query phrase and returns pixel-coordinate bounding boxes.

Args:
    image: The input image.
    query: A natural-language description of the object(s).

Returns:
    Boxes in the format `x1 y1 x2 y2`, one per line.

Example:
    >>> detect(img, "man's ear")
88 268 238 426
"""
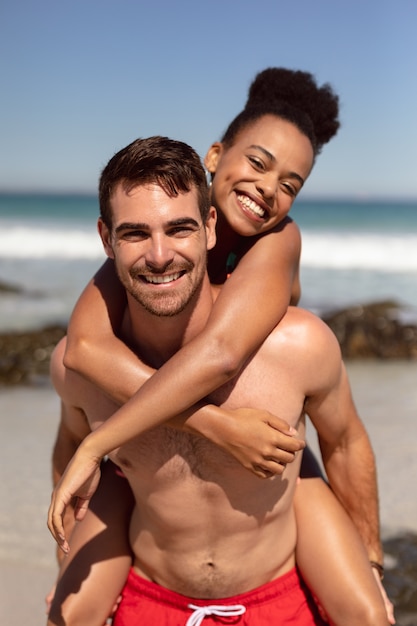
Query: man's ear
204 142 223 174
97 218 115 259
205 206 217 251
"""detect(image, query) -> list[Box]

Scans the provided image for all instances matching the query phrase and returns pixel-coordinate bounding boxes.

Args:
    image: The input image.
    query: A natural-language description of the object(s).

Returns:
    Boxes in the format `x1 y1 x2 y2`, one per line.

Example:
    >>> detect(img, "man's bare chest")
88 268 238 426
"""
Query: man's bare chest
77 348 305 481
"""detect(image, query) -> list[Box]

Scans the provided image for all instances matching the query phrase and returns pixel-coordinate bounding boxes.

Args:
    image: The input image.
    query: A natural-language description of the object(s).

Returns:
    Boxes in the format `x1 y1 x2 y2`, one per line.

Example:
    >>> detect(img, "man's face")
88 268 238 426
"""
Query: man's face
99 183 216 317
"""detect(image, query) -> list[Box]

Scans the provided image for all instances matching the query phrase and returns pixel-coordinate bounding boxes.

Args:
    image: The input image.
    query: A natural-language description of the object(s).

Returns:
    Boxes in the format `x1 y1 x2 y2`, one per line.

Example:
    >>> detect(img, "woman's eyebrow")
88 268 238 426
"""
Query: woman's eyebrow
289 172 305 186
248 144 275 161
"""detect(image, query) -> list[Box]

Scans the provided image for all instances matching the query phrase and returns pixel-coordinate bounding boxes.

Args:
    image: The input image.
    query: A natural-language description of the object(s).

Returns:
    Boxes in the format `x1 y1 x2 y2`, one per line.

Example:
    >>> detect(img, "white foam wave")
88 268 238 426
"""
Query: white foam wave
0 226 104 259
301 232 417 272
1 226 417 272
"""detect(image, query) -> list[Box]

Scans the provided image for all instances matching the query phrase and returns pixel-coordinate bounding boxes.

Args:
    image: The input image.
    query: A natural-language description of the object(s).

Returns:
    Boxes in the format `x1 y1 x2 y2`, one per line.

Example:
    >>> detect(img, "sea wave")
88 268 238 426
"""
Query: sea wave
1 226 103 259
301 232 417 272
1 226 417 272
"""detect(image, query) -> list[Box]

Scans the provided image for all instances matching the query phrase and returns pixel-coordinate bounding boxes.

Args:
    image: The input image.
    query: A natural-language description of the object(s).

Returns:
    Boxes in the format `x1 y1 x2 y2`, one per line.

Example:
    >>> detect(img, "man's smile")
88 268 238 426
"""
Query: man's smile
139 271 186 284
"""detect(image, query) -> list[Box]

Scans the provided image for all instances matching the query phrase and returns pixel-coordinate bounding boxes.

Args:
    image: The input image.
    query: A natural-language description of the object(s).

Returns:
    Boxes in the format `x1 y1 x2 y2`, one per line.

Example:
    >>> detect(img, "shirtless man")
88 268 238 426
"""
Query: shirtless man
48 136 389 625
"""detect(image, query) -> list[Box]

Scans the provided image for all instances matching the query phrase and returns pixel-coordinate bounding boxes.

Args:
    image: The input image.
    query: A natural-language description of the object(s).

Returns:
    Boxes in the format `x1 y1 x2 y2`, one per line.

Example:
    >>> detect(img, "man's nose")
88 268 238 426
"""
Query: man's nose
144 234 175 269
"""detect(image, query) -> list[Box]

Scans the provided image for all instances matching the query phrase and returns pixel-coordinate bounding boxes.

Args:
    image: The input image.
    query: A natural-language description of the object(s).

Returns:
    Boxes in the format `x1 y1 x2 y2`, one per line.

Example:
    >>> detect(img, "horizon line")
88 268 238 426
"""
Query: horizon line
0 189 416 204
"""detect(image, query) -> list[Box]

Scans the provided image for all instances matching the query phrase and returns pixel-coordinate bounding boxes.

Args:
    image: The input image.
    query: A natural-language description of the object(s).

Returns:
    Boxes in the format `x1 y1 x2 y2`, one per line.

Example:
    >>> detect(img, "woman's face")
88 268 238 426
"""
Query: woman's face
204 115 314 237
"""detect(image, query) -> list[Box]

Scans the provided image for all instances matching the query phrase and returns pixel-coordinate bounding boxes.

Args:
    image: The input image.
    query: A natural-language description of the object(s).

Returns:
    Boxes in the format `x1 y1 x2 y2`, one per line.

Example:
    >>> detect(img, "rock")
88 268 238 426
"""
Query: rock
0 325 67 385
0 279 23 294
383 532 417 626
0 300 416 386
0 279 45 298
322 300 417 359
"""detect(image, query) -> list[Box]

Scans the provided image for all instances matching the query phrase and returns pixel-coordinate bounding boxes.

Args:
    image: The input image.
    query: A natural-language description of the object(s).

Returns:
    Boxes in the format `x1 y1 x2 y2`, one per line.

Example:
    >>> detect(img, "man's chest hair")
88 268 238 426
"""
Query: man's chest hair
113 424 242 481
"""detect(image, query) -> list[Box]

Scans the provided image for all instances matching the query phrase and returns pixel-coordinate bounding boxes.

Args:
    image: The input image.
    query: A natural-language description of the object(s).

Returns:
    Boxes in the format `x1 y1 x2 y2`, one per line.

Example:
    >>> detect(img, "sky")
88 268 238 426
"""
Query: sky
1 0 416 200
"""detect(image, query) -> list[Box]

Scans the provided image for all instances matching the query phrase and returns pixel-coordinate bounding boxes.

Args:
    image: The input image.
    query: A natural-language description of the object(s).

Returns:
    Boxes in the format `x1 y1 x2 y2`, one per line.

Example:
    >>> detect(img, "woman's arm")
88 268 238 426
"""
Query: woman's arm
76 219 301 454
63 221 304 457
64 259 150 403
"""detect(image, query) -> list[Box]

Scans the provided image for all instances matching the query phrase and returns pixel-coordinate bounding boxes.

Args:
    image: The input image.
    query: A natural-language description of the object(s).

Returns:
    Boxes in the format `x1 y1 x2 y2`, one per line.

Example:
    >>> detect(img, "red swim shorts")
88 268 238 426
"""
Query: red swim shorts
113 566 326 625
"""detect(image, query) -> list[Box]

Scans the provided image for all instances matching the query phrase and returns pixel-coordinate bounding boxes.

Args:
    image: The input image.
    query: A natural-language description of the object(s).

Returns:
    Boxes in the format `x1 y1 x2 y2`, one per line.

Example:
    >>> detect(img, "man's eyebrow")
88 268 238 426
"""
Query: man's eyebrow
114 217 201 234
115 222 148 234
248 144 305 187
167 217 201 228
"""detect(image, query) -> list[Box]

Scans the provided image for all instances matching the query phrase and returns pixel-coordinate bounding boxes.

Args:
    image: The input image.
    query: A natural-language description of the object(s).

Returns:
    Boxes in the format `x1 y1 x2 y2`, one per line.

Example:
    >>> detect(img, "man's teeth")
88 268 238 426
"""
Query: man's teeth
144 272 181 284
237 195 266 218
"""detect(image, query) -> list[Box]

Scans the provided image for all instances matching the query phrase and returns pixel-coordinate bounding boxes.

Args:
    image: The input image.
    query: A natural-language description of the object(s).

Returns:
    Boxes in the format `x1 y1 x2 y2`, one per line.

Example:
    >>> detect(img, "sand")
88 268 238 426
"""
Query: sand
1 361 417 625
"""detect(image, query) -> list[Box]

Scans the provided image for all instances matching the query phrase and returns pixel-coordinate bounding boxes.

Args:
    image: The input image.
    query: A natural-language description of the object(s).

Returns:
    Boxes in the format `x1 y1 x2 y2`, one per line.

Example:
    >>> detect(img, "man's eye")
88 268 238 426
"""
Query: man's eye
122 230 148 239
169 227 195 237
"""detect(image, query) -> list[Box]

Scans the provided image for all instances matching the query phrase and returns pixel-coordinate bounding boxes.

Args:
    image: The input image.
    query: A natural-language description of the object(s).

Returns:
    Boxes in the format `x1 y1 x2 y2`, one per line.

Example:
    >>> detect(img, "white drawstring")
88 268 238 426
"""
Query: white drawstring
186 603 246 626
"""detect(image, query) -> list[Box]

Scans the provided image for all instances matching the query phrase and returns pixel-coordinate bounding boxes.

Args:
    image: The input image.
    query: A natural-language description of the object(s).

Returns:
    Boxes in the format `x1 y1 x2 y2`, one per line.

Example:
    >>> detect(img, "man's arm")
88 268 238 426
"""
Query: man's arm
304 354 397 622
48 339 134 625
304 331 382 564
48 459 134 626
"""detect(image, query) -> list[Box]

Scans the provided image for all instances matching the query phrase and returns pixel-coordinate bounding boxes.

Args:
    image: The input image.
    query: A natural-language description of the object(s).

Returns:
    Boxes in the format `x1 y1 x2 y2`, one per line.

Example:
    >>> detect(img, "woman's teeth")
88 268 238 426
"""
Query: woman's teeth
237 194 265 218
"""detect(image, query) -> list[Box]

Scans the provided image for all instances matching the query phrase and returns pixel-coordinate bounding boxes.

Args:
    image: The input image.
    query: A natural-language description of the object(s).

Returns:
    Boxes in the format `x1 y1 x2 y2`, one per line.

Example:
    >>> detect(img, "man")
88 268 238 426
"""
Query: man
48 136 389 625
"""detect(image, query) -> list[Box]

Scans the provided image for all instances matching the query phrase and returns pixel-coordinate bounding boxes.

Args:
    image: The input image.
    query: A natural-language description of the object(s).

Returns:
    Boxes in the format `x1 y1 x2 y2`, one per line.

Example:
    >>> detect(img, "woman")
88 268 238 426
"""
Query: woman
48 68 393 624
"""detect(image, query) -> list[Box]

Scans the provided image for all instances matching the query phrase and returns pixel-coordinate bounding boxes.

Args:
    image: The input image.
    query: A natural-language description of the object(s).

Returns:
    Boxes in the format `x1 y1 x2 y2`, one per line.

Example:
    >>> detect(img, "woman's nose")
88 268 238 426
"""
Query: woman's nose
256 172 278 199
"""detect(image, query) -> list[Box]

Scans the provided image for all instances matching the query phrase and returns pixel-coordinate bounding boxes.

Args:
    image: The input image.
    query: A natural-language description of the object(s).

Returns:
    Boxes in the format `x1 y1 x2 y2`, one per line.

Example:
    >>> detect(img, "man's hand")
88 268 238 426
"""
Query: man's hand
372 569 396 624
47 444 102 552
45 584 56 616
207 407 305 478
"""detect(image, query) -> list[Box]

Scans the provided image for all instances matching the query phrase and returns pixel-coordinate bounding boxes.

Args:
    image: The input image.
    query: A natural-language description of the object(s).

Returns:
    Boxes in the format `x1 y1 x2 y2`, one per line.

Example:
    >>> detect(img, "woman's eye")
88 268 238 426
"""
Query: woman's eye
248 156 265 170
282 183 297 197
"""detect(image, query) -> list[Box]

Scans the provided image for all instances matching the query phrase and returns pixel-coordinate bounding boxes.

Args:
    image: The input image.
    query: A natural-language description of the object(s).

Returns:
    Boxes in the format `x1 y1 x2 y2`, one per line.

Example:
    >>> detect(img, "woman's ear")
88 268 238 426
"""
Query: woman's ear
204 142 223 174
205 206 217 251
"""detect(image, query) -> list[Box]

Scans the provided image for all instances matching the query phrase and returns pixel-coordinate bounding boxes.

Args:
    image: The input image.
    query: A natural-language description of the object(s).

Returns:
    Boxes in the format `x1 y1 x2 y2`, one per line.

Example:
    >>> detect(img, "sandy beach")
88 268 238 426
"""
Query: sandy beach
1 361 417 625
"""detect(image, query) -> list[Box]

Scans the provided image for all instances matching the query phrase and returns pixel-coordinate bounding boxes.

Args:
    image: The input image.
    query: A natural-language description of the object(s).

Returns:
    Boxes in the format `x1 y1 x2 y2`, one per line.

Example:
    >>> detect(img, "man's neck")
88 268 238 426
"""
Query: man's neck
123 277 215 369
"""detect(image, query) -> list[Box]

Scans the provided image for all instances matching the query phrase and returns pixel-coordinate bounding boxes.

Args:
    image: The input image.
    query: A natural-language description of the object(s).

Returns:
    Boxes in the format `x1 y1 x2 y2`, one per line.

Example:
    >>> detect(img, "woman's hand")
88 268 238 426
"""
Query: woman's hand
207 407 305 478
47 444 102 552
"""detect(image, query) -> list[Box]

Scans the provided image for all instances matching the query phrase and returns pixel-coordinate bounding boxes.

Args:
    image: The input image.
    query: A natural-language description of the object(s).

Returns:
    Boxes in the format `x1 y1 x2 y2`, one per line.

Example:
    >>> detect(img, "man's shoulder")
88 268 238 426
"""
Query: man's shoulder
268 306 340 359
281 305 334 336
50 336 96 404
50 336 67 386
262 307 343 396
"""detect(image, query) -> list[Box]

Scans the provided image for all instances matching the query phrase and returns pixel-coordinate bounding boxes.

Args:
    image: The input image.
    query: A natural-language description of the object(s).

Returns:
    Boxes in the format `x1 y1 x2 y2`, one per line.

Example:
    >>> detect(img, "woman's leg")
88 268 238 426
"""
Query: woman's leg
48 460 134 626
295 448 390 626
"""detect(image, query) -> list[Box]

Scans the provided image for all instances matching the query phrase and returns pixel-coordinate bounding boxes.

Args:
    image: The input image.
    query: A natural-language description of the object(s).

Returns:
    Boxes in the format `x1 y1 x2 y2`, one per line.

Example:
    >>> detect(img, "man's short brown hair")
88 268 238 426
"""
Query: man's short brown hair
99 136 210 228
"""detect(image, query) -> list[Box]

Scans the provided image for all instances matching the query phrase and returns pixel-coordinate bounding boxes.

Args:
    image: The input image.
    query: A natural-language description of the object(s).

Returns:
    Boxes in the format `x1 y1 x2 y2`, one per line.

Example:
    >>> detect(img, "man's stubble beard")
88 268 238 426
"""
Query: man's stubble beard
115 256 207 318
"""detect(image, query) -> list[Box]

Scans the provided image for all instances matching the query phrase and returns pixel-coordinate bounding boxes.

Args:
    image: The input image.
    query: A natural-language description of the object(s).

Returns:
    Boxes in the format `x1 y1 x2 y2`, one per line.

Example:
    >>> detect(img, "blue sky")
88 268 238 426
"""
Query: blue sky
1 0 416 199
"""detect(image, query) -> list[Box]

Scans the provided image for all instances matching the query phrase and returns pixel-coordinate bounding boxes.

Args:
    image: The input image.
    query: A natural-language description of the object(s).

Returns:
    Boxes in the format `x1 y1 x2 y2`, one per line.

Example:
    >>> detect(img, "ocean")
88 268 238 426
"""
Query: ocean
0 193 416 332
